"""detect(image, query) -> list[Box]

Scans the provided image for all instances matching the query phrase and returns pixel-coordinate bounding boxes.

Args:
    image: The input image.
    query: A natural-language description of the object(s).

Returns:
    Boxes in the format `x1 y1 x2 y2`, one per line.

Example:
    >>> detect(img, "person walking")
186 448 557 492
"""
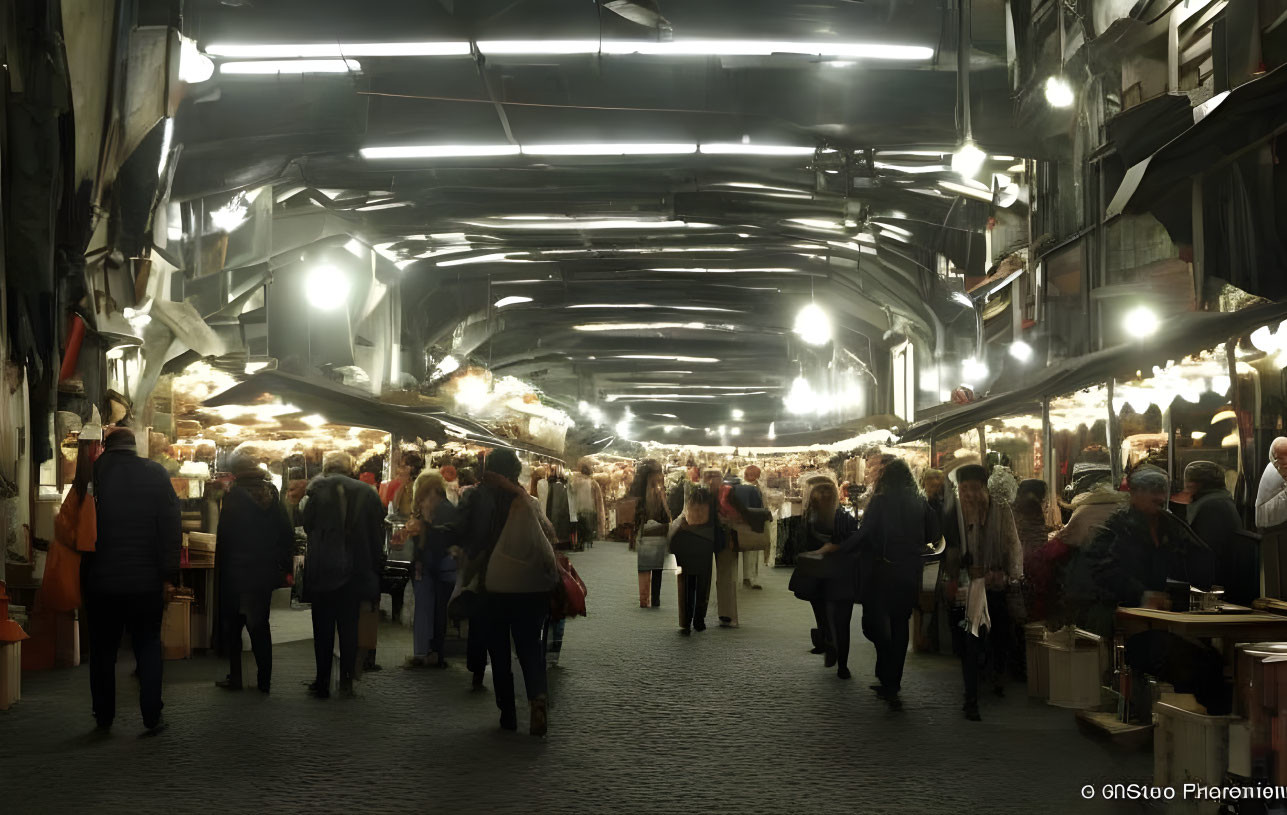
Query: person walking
84 428 181 735
944 464 1023 721
788 473 859 671
302 451 385 699
404 470 459 669
821 459 940 705
669 486 717 635
569 458 606 548
631 460 671 608
701 468 739 628
472 448 558 736
736 465 768 590
214 452 293 693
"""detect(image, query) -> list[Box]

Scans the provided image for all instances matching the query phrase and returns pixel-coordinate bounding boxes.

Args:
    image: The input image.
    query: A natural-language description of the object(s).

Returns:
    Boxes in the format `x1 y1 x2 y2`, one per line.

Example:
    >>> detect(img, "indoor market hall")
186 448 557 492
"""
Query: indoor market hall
2 1 1287 813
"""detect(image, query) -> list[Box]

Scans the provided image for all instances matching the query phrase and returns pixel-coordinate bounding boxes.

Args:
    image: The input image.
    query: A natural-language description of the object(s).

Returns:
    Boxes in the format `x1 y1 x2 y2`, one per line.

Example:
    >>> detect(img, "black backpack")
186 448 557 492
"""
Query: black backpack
305 477 354 595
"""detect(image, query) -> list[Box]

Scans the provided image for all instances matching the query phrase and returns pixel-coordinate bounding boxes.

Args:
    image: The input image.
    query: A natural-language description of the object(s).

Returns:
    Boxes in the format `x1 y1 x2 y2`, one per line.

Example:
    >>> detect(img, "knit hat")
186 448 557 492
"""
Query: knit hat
1128 467 1169 493
484 448 522 482
1183 460 1225 491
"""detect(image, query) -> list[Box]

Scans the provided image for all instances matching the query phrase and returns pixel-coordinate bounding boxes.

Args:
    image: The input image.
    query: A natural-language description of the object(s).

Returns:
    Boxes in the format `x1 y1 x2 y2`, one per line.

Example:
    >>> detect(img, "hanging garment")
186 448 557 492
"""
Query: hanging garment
545 479 574 544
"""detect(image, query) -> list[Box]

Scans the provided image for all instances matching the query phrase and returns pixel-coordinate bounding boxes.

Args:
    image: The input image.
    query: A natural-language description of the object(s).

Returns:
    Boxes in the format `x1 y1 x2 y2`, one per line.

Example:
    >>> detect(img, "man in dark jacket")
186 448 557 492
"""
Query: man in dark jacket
1184 460 1244 598
1067 468 1215 638
215 452 293 693
85 428 181 735
302 451 385 699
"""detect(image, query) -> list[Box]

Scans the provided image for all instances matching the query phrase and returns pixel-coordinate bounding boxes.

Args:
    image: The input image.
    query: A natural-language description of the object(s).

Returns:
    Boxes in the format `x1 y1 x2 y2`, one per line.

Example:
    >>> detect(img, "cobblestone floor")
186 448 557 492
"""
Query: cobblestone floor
2 543 1152 814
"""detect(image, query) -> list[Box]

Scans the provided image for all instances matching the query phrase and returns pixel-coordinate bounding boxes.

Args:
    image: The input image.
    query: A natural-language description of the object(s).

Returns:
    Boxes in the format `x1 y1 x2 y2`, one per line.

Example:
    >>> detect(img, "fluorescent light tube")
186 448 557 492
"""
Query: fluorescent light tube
205 42 471 58
220 59 360 74
521 143 696 156
701 143 815 156
360 144 520 159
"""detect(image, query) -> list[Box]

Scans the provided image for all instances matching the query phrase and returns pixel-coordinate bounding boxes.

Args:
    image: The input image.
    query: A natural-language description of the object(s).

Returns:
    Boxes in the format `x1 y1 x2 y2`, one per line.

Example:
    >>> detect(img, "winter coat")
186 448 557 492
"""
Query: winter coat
302 473 386 601
545 478 573 542
85 447 182 596
844 491 941 604
1013 497 1050 555
789 507 860 603
1187 487 1243 594
216 477 293 611
1063 506 1215 637
668 517 715 576
416 498 460 575
1060 488 1127 550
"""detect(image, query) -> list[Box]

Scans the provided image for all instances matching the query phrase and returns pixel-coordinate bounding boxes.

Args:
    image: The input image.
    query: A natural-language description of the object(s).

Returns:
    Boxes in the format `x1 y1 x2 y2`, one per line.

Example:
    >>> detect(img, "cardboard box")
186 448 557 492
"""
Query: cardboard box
161 597 192 660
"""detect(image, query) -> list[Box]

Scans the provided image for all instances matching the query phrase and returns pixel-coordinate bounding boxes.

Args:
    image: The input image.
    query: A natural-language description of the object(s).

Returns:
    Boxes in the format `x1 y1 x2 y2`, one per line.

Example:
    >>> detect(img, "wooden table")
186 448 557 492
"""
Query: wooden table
1115 606 1287 643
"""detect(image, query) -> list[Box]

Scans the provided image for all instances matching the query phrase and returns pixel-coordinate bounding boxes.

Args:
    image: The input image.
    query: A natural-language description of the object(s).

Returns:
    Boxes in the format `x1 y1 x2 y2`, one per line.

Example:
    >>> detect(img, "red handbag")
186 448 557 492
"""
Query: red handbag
552 554 588 619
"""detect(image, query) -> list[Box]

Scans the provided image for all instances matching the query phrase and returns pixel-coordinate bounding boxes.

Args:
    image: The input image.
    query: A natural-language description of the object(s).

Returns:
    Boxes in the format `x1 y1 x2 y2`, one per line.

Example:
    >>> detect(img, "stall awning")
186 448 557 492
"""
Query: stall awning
1106 64 1287 219
203 370 563 460
899 301 1287 443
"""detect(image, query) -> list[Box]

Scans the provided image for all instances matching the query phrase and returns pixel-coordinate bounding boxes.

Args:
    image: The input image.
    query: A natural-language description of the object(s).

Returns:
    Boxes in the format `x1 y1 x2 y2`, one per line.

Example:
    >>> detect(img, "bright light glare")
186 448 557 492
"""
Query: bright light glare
477 40 933 60
1123 306 1160 339
344 239 365 257
793 303 832 346
572 322 719 332
1009 341 1034 362
951 141 986 178
1250 325 1280 353
731 427 741 437
961 358 989 385
494 296 533 308
210 196 249 232
467 218 703 230
784 377 815 415
566 304 735 312
731 409 744 420
220 59 360 74
1045 76 1074 108
701 143 815 156
306 265 350 311
300 414 328 428
205 42 473 58
615 355 721 363
767 422 776 440
179 36 215 83
361 144 521 159
522 143 696 156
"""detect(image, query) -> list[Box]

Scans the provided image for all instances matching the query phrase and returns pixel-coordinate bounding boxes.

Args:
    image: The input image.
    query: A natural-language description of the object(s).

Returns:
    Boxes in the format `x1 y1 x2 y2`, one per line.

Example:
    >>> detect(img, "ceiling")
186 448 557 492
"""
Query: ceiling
172 0 1028 446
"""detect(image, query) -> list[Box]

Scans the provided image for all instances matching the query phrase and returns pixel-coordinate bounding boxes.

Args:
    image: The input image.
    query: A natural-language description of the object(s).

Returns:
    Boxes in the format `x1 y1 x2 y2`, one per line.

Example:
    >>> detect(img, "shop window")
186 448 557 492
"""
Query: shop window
985 413 1042 481
1049 386 1111 507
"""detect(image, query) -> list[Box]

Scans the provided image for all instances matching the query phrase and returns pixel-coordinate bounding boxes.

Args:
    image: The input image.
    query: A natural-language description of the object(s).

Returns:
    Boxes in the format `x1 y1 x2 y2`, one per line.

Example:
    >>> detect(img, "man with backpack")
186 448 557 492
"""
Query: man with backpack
302 451 385 699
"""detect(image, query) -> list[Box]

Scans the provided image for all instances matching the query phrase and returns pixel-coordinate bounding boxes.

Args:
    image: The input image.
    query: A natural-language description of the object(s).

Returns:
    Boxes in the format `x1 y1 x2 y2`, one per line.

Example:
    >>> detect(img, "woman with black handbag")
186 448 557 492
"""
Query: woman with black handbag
788 474 858 675
818 459 941 707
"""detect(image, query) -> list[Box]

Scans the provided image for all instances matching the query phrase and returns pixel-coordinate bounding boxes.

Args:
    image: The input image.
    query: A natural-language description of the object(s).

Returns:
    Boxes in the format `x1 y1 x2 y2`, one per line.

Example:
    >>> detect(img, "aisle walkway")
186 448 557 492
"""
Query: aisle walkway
2 543 1150 814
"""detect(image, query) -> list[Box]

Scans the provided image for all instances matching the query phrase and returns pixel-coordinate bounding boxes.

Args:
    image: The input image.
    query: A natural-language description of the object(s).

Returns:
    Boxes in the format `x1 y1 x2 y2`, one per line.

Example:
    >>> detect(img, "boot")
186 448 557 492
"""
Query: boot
809 628 827 655
530 694 548 737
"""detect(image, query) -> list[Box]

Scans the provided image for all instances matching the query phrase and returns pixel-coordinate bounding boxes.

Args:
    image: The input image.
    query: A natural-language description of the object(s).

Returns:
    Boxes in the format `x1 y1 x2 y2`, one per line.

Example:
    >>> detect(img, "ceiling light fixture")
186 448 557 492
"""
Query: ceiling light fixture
950 140 986 178
793 303 832 346
219 59 361 75
179 35 215 83
1124 305 1160 339
361 144 521 159
566 304 736 312
467 218 704 230
204 42 473 58
521 143 696 156
960 357 989 386
475 40 933 60
701 143 815 156
305 265 351 311
572 322 724 332
615 355 721 363
494 296 533 308
1009 340 1034 362
731 409 744 420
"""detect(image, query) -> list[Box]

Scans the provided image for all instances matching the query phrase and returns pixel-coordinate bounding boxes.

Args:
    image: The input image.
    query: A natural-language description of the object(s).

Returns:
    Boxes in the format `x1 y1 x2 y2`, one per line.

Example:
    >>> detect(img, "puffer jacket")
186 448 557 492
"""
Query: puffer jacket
86 447 182 596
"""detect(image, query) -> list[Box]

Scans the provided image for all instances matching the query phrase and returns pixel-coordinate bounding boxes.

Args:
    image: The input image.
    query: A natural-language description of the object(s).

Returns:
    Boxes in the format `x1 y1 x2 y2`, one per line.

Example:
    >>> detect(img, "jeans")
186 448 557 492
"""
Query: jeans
412 574 453 658
224 601 273 690
87 591 165 728
678 571 712 630
311 585 361 689
862 592 915 693
544 617 567 666
484 592 550 717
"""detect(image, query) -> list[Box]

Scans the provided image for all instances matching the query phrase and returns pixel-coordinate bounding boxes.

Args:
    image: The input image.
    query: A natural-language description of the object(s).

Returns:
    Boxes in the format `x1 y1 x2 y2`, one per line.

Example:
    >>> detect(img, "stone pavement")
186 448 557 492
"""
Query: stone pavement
1 542 1152 814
